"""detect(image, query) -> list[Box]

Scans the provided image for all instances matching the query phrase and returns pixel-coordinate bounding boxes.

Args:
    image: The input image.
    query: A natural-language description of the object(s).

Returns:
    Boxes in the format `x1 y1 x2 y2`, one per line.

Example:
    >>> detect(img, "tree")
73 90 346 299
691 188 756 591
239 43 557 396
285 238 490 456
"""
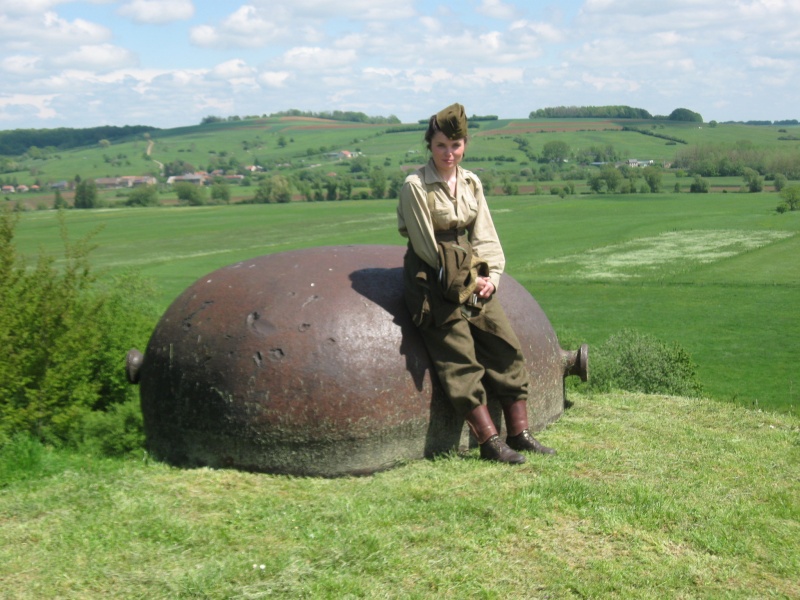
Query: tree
669 108 703 122
174 182 207 205
253 176 292 203
126 185 159 207
53 189 68 209
542 140 570 163
386 174 404 199
502 178 518 196
742 168 763 193
689 175 709 193
325 179 338 201
778 185 800 211
369 167 387 199
773 173 787 192
339 176 353 200
210 182 230 204
588 172 605 193
642 166 662 193
74 179 98 209
600 165 622 192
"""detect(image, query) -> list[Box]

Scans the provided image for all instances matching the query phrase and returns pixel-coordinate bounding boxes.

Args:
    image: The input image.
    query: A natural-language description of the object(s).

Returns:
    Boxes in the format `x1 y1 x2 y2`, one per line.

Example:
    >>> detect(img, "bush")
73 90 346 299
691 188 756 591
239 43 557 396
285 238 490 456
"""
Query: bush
0 207 158 450
689 175 709 193
587 329 703 397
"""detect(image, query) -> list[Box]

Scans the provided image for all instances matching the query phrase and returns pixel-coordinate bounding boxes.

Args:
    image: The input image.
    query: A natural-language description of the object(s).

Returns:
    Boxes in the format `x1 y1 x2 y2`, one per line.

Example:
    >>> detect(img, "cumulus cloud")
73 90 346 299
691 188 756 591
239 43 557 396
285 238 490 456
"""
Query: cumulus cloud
0 93 57 120
1 1 800 128
118 0 195 24
12 11 111 46
0 0 68 17
258 70 291 87
210 58 255 80
52 43 137 70
279 46 357 70
190 5 287 48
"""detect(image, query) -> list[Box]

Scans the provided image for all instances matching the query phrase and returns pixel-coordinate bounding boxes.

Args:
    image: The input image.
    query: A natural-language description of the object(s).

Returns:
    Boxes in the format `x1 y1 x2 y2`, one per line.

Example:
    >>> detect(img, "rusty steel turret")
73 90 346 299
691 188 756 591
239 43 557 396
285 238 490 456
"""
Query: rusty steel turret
127 245 587 476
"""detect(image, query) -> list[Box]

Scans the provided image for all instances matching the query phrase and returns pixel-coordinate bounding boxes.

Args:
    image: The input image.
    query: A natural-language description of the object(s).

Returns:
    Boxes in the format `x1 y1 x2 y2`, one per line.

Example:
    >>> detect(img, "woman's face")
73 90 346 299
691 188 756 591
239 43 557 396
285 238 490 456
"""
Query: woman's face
429 131 466 174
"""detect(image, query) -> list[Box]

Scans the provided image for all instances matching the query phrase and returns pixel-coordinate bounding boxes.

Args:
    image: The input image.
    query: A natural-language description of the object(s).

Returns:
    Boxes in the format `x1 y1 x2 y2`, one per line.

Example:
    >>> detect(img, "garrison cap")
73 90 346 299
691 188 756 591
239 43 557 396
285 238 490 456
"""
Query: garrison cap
435 103 468 139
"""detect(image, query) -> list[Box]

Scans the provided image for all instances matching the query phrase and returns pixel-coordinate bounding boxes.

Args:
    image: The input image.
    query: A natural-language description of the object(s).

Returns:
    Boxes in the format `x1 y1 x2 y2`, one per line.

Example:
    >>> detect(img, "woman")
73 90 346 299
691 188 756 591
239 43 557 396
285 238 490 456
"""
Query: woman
397 102 555 464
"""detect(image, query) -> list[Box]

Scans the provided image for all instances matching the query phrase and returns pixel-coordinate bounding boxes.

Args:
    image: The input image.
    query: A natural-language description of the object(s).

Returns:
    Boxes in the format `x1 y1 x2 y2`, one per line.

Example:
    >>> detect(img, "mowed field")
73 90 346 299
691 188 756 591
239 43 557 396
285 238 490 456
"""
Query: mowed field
13 190 800 416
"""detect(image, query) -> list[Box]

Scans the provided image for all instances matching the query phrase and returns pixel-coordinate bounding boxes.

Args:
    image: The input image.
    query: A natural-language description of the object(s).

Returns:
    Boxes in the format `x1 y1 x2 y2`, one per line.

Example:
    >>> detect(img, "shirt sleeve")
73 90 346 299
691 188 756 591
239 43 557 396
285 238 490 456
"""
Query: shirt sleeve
398 175 439 269
465 175 505 290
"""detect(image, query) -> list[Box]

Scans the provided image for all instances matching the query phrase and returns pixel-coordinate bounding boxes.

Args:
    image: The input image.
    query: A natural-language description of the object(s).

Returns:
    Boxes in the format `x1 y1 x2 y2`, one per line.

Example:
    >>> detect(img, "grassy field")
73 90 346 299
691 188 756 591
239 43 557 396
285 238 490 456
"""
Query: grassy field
4 117 800 598
2 392 797 598
11 190 800 417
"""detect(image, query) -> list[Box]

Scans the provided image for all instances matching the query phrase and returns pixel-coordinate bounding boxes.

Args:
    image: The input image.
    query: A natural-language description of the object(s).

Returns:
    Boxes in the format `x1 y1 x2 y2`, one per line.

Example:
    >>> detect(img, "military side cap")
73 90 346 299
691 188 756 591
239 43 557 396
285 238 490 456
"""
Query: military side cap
435 103 468 139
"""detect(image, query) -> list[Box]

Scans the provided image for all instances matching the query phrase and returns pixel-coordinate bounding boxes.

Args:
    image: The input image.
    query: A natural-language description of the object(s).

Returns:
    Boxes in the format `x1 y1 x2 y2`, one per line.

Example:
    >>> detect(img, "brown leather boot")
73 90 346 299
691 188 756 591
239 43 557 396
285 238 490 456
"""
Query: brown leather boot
465 405 525 464
503 399 556 455
480 434 526 464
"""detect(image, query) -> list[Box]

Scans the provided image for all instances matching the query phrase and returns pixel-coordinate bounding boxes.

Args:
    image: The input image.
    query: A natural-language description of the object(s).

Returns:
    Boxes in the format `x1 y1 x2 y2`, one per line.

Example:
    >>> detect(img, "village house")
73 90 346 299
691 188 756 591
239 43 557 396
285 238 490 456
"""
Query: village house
627 159 655 168
167 173 208 186
95 176 158 189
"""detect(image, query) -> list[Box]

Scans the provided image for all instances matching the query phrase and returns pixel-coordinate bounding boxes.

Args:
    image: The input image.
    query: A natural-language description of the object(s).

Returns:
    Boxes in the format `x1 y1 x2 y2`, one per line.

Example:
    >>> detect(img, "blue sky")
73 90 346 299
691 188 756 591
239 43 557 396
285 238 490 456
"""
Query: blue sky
1 0 798 129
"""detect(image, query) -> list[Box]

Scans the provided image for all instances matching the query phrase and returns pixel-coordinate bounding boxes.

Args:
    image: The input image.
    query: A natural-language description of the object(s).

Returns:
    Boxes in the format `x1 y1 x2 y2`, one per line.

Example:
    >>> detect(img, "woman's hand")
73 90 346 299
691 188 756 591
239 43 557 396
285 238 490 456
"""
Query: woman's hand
475 276 495 298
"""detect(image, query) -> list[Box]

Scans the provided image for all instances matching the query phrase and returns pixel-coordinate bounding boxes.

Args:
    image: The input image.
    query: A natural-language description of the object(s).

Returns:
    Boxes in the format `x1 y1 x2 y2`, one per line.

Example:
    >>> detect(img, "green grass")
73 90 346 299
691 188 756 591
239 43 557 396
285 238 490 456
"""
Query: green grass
11 190 800 416
1 393 798 598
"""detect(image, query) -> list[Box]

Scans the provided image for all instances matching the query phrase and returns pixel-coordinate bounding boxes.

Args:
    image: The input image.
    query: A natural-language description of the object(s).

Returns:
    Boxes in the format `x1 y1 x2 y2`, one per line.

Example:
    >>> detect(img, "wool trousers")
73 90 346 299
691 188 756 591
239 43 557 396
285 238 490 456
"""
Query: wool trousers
417 299 530 416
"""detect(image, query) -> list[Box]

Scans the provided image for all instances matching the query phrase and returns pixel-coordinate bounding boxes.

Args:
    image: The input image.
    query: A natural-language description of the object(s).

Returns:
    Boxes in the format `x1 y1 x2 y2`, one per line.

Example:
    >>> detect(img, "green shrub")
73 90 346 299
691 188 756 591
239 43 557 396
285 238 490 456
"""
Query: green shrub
0 207 158 449
587 329 703 397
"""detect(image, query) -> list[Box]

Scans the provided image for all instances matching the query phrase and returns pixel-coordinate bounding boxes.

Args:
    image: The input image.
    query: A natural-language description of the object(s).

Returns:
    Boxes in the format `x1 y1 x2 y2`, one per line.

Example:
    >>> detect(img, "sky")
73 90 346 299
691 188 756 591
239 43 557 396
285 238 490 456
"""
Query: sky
1 0 799 130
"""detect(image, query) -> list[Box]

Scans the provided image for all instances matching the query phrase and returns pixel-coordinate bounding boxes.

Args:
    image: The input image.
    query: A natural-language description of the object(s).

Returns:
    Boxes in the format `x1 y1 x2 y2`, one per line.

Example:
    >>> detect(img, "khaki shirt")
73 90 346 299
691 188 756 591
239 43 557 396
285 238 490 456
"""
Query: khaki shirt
398 159 505 289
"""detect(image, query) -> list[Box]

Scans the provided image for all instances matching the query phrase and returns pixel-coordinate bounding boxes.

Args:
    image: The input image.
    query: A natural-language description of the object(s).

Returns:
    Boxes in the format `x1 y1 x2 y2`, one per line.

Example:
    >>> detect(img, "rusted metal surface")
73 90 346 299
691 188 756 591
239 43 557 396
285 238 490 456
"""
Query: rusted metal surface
128 245 588 477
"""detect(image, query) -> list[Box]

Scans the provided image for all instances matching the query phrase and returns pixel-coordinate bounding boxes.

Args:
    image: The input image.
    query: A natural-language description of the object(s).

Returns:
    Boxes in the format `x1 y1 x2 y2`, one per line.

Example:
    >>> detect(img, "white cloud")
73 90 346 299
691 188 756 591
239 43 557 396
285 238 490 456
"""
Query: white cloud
118 0 195 24
0 93 57 119
582 72 641 93
279 46 357 70
247 0 416 20
210 58 255 80
1 11 111 46
190 5 288 48
476 0 518 20
0 0 69 16
2 54 41 74
52 43 137 70
258 70 291 87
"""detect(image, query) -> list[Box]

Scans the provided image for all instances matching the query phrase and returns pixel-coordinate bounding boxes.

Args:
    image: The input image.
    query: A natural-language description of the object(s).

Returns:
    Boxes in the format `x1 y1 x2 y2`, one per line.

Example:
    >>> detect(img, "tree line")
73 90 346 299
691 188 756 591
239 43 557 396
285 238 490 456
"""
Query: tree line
0 125 156 156
201 110 401 126
529 105 704 122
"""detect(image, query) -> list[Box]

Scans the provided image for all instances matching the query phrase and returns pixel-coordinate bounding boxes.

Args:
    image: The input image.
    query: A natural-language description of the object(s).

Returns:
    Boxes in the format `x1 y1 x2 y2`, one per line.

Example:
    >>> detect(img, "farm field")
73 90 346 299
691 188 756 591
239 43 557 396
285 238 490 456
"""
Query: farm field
12 190 800 417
